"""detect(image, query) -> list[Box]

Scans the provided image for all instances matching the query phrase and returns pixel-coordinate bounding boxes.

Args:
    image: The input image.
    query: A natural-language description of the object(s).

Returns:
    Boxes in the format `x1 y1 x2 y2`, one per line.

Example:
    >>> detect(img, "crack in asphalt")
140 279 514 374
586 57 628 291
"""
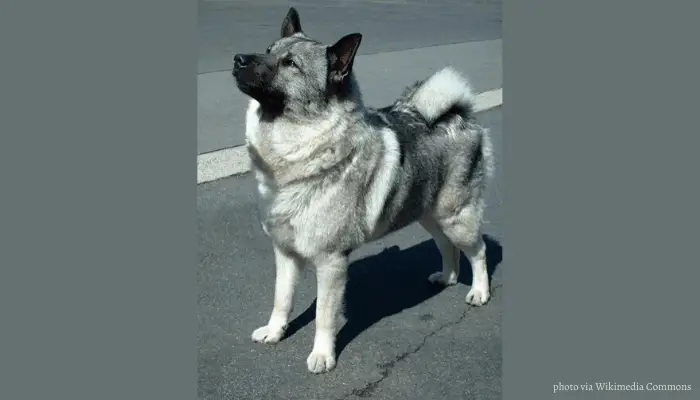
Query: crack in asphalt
337 284 503 399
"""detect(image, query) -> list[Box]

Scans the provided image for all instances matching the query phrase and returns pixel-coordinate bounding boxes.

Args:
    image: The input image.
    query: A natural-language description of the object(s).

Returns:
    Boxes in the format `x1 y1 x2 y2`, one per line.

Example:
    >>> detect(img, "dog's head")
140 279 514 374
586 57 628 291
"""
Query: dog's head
232 7 362 117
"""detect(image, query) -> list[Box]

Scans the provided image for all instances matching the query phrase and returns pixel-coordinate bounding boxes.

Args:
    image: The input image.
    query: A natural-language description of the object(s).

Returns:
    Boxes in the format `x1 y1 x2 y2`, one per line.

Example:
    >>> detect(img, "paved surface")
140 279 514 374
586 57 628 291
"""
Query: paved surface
197 107 503 400
198 0 502 74
197 0 503 154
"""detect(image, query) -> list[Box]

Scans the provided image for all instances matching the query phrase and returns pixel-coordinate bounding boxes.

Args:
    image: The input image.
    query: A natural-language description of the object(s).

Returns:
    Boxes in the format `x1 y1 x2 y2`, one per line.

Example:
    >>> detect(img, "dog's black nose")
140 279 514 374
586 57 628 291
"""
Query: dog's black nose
233 54 250 69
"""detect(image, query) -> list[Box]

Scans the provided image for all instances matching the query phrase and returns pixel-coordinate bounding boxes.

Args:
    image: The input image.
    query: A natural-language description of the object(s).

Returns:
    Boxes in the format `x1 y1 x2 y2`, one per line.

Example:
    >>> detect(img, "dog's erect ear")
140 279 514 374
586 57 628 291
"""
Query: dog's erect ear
281 7 303 38
327 33 362 83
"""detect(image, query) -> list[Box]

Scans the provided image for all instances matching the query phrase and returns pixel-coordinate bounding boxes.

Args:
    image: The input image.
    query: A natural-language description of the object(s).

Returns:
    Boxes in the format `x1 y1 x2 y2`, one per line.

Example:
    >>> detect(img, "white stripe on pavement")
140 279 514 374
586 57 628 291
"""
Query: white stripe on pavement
197 87 502 184
473 87 502 113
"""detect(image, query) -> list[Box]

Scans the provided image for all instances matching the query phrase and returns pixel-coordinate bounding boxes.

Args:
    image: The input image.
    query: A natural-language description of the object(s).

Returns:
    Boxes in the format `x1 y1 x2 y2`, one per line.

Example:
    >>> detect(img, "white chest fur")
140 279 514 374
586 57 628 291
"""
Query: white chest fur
245 99 263 148
244 100 275 235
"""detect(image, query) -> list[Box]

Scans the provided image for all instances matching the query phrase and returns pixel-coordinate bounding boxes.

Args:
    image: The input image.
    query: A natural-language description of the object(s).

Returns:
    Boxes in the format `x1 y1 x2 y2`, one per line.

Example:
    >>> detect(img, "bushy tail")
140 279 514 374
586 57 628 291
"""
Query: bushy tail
399 67 474 124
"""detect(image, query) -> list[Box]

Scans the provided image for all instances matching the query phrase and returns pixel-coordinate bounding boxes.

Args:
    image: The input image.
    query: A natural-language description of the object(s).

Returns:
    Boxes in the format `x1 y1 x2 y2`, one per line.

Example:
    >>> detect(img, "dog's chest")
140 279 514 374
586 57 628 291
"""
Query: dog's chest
243 100 284 169
250 168 275 236
244 100 264 148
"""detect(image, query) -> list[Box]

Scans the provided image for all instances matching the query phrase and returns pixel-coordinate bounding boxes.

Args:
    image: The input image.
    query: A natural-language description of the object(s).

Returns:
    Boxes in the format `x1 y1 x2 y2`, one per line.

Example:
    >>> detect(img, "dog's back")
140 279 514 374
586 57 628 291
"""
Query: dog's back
364 67 494 239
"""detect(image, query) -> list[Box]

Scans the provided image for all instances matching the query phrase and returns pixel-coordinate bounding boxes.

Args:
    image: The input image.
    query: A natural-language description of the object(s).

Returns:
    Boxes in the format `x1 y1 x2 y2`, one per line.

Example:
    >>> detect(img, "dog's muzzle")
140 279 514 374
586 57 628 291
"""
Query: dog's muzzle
231 53 274 98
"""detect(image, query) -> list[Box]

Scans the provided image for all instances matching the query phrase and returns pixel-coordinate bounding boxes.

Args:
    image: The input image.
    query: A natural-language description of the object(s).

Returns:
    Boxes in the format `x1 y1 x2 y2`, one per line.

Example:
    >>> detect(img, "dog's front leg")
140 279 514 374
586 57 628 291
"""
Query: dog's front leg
252 245 302 344
307 252 348 374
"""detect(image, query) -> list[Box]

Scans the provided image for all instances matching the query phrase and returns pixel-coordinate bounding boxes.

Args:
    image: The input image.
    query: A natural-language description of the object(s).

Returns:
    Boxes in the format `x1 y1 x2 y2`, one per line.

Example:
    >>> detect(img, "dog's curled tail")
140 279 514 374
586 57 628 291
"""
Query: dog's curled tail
399 66 474 124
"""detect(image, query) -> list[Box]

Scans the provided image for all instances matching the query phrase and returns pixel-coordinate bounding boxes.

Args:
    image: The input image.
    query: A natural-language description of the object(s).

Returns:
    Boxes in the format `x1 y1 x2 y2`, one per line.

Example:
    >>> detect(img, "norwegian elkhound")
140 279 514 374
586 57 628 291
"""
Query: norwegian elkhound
232 7 494 374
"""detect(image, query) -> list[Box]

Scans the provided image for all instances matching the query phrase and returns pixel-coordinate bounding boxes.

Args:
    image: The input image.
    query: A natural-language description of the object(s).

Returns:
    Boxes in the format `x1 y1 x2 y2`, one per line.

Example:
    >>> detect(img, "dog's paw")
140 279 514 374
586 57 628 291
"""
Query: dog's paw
251 325 285 344
306 351 337 374
428 271 458 286
465 285 490 306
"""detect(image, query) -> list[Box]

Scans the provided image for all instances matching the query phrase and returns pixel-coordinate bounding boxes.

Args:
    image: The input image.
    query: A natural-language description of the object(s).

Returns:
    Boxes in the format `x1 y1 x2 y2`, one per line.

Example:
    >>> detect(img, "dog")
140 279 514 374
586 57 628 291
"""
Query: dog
232 7 494 374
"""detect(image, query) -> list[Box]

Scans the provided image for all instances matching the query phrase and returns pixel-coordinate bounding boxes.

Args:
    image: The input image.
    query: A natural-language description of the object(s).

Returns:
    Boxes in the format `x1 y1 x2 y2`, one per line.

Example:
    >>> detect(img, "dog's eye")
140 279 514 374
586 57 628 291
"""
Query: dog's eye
266 45 272 54
282 58 297 68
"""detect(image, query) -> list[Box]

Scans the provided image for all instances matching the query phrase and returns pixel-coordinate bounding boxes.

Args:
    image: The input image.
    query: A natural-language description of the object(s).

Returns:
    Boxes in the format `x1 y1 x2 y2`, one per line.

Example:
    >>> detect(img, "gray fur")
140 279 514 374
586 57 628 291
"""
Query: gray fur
232 7 494 374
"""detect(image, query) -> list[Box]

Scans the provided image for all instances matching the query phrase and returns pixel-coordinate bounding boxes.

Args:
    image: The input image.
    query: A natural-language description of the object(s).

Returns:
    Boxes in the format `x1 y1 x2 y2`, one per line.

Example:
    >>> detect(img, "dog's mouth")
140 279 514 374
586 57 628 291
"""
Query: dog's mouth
232 69 261 95
231 63 256 90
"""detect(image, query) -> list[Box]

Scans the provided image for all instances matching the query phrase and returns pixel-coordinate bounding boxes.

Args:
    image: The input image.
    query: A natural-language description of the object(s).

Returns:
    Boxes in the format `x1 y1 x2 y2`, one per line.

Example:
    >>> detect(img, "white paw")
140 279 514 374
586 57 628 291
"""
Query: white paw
465 285 490 306
306 351 337 374
428 271 458 286
251 325 285 344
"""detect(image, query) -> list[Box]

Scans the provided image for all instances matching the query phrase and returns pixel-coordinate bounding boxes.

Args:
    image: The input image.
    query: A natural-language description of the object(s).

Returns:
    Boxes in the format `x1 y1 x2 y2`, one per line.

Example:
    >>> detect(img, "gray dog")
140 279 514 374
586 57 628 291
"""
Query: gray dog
232 7 494 374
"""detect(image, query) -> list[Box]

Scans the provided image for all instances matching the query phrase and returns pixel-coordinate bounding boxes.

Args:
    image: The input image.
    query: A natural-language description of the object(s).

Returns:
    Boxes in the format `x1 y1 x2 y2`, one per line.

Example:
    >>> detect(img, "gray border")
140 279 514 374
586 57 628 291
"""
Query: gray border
506 0 699 398
0 0 195 399
3 0 699 398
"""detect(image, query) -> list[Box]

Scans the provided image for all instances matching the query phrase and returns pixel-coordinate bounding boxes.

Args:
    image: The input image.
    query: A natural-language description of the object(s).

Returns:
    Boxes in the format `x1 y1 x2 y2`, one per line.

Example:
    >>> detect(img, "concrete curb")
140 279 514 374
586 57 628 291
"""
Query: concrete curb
197 87 502 184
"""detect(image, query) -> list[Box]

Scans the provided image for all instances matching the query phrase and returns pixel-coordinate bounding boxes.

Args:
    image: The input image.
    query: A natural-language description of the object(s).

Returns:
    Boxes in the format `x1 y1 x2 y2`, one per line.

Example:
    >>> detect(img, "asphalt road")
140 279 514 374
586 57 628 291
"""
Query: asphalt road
197 107 503 400
198 0 502 75
197 0 503 154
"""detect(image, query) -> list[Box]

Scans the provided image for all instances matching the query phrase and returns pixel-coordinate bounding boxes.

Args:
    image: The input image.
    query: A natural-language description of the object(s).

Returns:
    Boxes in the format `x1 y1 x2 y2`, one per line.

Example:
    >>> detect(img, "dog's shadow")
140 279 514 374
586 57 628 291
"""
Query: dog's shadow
284 235 503 359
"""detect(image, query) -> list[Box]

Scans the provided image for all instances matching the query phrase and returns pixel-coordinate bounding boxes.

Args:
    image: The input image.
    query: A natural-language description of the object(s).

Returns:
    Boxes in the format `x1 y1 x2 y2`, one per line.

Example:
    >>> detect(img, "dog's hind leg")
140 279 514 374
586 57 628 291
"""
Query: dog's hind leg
458 235 489 306
420 216 461 286
437 205 491 306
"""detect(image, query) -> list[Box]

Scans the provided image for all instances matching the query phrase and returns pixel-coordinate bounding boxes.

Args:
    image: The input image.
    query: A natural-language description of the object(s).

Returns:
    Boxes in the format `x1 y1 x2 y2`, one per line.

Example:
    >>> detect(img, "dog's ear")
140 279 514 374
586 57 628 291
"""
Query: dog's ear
281 7 303 38
327 33 362 83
